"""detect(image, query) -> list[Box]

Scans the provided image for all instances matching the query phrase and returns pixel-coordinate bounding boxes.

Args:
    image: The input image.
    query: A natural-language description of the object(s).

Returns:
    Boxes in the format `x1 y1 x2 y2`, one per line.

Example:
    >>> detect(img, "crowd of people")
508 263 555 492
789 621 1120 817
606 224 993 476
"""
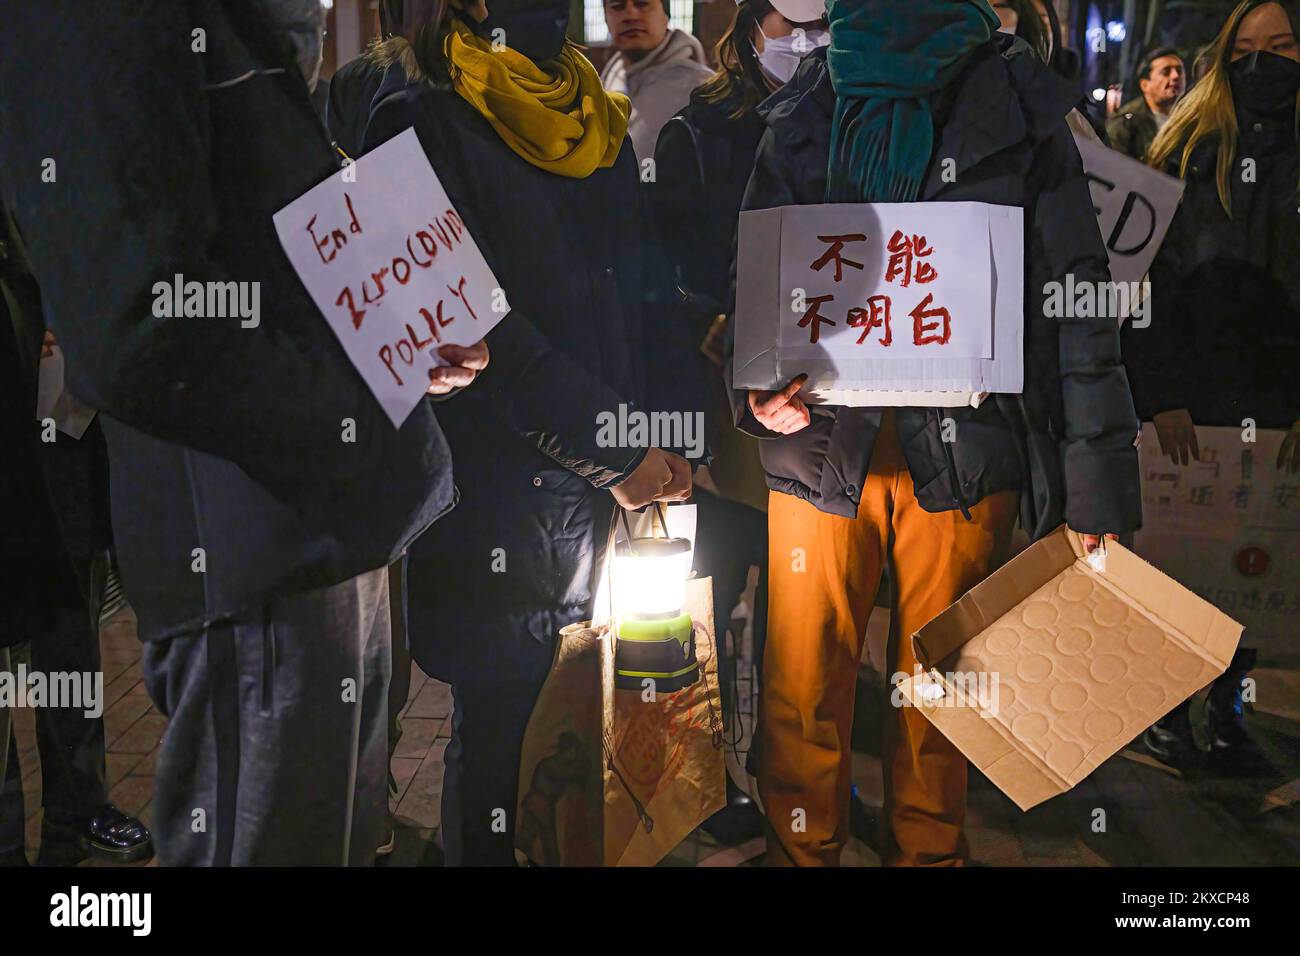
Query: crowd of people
0 0 1296 868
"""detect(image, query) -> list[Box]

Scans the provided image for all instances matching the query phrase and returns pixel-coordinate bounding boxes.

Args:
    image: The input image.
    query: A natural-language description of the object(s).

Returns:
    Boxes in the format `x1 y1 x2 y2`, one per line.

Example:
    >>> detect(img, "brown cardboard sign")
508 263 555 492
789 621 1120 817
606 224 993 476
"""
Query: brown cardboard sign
897 527 1243 811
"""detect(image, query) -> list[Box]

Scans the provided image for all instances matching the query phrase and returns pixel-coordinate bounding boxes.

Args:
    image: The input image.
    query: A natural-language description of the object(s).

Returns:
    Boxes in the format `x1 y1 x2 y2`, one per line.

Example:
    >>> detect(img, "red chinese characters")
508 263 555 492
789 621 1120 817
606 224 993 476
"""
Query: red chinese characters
799 232 951 348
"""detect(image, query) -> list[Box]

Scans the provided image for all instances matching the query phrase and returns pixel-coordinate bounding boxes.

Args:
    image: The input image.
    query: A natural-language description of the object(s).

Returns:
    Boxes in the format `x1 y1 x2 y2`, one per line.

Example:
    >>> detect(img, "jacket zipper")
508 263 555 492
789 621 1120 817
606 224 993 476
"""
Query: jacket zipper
934 409 973 521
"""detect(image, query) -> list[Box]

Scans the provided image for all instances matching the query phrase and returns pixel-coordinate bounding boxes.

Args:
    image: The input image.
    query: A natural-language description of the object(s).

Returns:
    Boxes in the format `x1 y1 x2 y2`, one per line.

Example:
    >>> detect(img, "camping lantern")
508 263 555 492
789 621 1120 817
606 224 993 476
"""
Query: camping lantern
611 503 699 692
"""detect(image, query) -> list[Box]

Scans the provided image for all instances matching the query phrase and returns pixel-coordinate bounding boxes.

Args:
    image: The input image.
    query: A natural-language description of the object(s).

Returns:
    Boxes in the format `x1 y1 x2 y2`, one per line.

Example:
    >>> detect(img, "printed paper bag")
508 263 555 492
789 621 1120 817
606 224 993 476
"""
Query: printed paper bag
516 577 726 866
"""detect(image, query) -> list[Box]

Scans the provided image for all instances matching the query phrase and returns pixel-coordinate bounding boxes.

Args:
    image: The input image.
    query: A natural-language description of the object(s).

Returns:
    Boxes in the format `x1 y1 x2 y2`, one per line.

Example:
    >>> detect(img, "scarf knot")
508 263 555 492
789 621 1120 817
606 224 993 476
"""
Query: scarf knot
443 17 630 178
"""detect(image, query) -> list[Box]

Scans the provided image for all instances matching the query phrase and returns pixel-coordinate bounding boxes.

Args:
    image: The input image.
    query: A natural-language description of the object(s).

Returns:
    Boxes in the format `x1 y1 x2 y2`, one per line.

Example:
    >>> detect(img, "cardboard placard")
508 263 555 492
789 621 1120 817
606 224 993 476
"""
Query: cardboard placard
898 527 1243 811
733 202 1023 407
273 127 507 427
1073 133 1185 290
1133 424 1300 659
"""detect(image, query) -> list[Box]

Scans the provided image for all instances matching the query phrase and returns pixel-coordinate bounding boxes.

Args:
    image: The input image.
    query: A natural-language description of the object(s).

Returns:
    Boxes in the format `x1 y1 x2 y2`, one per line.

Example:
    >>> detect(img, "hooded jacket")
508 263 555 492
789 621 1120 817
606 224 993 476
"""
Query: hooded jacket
0 0 456 640
727 39 1142 538
601 28 714 162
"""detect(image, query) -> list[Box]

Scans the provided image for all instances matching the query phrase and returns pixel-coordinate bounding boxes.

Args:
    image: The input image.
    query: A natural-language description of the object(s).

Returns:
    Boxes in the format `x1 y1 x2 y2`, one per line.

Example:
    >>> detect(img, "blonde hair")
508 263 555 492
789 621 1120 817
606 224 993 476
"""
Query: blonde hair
1147 0 1300 215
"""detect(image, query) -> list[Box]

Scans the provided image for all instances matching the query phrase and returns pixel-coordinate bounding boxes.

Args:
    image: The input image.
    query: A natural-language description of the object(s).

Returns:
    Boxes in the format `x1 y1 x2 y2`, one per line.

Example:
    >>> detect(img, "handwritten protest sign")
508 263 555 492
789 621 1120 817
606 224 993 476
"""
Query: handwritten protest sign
1073 132 1184 289
273 127 506 427
1133 424 1300 660
733 202 1023 406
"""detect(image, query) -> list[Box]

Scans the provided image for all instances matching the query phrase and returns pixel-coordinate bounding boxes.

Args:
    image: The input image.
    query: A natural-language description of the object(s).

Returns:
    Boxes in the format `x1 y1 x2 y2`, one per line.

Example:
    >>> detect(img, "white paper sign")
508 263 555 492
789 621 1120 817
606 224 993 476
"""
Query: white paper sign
36 346 96 439
1073 133 1185 288
273 127 507 427
1133 424 1300 659
734 201 1024 405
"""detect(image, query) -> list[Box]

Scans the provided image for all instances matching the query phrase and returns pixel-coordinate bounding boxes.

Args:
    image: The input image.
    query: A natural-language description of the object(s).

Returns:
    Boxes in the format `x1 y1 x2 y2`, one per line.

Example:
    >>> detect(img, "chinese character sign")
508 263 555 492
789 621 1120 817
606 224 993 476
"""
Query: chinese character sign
1133 424 1300 657
779 207 992 357
733 202 1023 404
273 128 507 427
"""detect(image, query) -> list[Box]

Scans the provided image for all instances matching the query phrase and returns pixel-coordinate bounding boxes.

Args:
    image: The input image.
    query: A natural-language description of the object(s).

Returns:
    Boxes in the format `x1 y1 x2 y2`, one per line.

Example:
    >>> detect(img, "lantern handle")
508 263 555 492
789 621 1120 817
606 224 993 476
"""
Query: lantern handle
616 501 672 551
651 501 670 539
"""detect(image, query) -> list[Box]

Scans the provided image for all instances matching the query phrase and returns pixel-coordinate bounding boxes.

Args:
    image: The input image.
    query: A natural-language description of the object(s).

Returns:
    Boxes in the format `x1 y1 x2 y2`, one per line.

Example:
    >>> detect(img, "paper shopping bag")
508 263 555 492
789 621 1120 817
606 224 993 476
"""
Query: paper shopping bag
516 576 726 866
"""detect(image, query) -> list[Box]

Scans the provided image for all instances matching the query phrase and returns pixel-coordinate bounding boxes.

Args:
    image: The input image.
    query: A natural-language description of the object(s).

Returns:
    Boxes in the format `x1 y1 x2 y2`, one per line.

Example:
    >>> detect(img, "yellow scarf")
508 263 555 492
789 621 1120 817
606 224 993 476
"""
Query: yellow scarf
443 17 630 178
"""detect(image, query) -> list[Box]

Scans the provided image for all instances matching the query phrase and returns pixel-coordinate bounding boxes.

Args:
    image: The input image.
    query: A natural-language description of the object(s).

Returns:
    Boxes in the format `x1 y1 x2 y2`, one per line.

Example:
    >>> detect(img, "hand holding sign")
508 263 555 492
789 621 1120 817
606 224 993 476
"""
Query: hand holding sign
273 128 508 426
748 374 811 434
428 340 490 395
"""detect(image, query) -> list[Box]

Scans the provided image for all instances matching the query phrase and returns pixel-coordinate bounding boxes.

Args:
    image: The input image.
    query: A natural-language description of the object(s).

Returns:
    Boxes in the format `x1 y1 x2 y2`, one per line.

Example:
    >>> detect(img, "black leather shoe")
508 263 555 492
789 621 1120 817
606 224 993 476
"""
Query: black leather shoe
1143 700 1199 769
700 777 764 844
38 803 154 866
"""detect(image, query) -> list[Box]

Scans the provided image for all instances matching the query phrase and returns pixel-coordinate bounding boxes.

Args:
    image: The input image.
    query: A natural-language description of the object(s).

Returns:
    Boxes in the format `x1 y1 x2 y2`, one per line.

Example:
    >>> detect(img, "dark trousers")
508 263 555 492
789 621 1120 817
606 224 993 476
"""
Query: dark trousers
691 489 768 740
0 556 109 854
441 673 549 867
141 569 390 866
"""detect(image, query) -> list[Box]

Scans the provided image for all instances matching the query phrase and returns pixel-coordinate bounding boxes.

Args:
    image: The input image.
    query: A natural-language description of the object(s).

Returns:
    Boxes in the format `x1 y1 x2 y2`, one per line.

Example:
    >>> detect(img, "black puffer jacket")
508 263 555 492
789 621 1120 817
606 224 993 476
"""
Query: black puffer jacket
1125 92 1300 429
364 63 654 685
728 38 1142 537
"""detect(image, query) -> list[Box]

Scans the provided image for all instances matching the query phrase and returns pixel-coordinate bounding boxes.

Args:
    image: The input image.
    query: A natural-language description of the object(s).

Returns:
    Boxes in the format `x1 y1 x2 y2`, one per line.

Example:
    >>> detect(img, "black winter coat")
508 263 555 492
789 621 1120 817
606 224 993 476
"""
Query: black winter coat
0 1 456 640
1125 95 1300 429
653 85 769 308
364 66 653 684
728 39 1142 537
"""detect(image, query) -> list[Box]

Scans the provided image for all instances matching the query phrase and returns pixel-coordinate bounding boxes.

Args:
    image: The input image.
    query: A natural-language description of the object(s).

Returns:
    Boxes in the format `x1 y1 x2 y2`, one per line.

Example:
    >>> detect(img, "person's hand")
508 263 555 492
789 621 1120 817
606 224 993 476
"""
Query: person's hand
427 341 489 395
748 374 810 435
611 448 693 509
41 330 56 359
1152 408 1199 465
1277 420 1300 474
1076 531 1118 554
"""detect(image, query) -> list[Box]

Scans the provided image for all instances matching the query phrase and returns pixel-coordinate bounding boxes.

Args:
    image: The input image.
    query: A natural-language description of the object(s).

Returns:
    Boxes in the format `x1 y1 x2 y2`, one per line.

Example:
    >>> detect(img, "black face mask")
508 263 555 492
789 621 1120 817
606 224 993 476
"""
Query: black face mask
1229 49 1300 117
473 0 570 62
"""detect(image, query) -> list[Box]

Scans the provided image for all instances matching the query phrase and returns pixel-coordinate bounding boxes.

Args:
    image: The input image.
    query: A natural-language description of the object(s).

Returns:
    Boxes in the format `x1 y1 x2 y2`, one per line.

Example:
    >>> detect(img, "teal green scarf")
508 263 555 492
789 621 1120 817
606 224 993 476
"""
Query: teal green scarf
825 0 999 203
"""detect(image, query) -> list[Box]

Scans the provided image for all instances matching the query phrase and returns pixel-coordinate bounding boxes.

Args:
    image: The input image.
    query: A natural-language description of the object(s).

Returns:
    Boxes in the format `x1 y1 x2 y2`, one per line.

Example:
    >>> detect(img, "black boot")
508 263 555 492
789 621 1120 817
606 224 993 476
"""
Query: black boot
1205 648 1256 750
700 774 764 845
1143 699 1199 768
37 803 153 866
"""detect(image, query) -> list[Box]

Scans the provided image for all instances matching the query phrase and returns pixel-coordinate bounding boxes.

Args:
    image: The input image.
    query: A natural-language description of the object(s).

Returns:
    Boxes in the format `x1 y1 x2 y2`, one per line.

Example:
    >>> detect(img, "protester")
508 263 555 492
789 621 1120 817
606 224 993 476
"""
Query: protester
0 253 151 867
0 0 489 865
1128 0 1300 768
1107 47 1187 160
729 0 1141 866
992 0 1048 61
600 0 714 162
362 0 692 866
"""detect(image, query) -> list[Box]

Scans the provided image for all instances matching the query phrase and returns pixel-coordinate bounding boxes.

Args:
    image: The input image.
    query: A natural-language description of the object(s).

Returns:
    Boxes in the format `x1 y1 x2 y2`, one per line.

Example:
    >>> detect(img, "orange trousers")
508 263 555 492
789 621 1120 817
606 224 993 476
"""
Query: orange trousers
760 414 1016 866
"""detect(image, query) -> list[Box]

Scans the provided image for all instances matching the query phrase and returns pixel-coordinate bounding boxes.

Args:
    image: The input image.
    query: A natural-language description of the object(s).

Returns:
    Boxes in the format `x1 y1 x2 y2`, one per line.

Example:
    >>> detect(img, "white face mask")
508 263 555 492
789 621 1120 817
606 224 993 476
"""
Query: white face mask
755 25 829 86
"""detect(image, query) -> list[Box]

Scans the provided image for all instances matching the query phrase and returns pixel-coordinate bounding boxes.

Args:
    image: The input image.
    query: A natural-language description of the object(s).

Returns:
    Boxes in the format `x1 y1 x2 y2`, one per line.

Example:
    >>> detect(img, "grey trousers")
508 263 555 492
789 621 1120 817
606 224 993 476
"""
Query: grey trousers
142 569 390 866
